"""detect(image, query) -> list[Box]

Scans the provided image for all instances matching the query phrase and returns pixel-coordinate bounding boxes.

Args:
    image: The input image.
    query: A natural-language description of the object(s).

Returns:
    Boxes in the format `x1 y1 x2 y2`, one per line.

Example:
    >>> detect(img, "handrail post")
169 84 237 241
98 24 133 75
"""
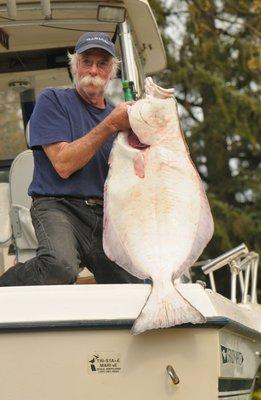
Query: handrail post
239 271 245 301
251 254 259 303
242 264 251 304
209 272 216 292
230 260 241 303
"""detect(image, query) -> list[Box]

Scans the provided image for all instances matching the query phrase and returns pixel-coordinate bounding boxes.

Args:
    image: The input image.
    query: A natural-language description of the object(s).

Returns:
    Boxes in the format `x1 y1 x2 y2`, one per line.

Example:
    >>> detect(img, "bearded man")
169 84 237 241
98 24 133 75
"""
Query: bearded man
0 32 140 286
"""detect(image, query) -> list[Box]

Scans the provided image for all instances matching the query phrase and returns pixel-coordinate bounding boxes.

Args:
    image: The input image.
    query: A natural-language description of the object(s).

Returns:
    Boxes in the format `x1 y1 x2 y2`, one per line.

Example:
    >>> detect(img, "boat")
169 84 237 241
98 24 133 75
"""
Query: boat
0 2 260 399
0 244 260 399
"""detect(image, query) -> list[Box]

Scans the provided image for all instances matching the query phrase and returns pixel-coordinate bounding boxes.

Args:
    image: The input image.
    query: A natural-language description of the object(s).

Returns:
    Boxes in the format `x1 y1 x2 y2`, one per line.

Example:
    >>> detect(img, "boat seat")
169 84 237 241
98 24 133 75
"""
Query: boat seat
0 183 12 248
9 150 38 263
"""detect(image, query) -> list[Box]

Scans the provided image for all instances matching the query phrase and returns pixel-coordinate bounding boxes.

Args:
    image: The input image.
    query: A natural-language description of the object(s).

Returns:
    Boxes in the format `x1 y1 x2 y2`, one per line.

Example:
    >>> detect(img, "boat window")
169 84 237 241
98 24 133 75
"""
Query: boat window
0 170 9 183
0 89 27 175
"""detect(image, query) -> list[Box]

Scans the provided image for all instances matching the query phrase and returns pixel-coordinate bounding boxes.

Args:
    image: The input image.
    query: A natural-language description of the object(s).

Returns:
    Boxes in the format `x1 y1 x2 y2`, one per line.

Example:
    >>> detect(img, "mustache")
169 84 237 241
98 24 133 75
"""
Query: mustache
78 75 107 89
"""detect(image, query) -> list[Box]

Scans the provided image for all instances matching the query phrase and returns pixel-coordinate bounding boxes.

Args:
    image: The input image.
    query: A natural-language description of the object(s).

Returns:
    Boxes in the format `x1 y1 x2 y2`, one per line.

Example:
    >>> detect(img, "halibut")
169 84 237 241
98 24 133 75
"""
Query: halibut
103 78 214 334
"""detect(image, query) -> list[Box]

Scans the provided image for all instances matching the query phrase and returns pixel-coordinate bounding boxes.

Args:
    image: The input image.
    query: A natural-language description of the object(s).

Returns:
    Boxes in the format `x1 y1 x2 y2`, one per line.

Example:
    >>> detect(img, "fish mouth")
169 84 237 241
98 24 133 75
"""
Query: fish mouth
127 129 150 150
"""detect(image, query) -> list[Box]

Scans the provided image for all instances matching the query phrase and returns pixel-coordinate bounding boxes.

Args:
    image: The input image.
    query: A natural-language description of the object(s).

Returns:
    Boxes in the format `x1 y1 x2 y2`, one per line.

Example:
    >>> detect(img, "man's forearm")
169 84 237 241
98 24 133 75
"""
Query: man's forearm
54 117 116 179
43 101 132 179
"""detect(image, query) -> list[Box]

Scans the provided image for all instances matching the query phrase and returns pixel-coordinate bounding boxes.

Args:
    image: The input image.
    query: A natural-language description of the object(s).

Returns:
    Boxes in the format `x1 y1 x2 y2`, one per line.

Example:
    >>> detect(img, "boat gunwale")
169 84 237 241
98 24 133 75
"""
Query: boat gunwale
0 316 260 340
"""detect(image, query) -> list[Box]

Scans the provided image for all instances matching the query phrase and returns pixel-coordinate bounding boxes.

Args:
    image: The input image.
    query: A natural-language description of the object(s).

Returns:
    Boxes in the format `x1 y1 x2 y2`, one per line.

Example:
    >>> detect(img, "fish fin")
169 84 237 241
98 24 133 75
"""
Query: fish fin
133 152 146 178
131 282 206 335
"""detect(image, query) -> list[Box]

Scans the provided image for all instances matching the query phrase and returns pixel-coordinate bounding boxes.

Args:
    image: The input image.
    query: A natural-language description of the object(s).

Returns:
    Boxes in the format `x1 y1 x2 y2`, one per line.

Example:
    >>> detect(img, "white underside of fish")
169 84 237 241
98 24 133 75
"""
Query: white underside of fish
103 78 214 334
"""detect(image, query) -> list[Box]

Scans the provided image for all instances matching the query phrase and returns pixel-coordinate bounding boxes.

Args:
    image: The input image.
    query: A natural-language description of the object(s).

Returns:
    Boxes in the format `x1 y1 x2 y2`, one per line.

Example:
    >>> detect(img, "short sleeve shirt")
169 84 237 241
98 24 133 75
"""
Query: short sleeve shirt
28 88 116 198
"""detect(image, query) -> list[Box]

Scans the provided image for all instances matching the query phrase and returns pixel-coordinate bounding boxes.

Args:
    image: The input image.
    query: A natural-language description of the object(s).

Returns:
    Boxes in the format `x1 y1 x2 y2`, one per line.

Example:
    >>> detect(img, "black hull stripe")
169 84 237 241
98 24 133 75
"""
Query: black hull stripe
219 378 254 392
0 318 260 339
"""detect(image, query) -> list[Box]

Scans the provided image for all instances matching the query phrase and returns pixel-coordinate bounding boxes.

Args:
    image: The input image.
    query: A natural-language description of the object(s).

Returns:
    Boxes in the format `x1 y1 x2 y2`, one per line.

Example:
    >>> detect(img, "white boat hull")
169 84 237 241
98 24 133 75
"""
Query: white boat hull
0 284 260 400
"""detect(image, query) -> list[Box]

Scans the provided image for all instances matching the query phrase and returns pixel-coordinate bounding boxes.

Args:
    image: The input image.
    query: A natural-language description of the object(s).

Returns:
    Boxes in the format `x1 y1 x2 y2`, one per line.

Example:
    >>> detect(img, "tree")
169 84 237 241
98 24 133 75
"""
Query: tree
149 0 261 298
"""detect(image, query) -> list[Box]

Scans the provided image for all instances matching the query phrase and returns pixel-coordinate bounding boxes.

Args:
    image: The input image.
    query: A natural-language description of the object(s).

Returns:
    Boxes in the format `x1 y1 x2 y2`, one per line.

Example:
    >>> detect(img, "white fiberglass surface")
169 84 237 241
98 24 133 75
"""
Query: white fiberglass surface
0 284 260 334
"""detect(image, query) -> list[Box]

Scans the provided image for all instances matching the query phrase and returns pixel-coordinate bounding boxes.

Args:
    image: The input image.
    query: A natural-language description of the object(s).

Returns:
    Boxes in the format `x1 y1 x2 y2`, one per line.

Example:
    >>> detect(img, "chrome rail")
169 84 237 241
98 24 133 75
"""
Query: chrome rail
119 22 138 85
201 243 259 304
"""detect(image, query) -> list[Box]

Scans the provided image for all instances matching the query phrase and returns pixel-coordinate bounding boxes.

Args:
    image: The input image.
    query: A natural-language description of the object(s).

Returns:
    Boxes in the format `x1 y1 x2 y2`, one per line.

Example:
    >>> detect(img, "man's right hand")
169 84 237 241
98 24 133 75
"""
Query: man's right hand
105 101 134 133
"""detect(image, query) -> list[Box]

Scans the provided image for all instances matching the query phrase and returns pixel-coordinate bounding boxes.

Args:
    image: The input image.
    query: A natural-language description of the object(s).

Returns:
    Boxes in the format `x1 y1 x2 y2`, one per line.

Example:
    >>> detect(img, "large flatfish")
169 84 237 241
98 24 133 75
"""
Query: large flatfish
103 77 214 334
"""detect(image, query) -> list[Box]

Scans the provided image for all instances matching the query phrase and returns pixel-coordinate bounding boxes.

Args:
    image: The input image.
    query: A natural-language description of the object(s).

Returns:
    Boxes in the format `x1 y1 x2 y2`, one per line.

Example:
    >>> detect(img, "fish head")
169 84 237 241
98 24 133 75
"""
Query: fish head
128 98 174 146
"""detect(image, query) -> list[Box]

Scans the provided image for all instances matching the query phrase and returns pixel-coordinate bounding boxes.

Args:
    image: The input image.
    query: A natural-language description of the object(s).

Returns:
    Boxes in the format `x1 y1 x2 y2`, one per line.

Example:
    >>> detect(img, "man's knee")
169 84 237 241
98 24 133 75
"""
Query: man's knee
37 255 79 284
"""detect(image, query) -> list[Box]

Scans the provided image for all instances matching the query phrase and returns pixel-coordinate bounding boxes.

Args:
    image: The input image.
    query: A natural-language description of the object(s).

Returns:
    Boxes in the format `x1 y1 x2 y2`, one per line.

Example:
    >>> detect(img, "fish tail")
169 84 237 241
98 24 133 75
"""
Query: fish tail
131 282 206 335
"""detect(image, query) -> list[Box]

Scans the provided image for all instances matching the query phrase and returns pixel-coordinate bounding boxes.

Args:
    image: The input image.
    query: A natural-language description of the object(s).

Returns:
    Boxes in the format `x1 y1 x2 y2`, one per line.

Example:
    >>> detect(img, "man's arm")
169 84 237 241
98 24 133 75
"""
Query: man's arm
43 102 131 179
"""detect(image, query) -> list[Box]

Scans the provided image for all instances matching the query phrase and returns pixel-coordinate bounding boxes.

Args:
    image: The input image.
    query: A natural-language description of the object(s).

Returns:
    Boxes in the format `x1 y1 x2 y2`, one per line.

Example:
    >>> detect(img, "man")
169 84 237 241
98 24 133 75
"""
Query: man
0 32 140 286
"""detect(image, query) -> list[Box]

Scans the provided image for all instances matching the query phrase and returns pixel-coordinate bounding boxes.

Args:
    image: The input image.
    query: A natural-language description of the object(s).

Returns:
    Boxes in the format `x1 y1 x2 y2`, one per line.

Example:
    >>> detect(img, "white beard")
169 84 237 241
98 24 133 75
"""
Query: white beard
76 75 109 97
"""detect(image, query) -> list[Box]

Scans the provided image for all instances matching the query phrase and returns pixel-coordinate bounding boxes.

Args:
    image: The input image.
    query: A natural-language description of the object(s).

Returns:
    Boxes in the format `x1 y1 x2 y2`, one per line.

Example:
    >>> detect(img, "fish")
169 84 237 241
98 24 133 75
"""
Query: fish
103 77 214 335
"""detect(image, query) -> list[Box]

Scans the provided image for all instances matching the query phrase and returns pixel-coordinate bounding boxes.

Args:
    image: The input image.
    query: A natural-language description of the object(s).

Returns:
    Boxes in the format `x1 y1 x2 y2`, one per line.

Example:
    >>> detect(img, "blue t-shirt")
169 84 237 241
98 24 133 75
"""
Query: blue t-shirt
28 88 115 198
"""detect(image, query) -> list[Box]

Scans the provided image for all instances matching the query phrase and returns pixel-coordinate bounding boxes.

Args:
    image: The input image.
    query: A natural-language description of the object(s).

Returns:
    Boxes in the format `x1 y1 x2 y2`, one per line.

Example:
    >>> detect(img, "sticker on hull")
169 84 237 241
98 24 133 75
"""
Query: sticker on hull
87 352 122 374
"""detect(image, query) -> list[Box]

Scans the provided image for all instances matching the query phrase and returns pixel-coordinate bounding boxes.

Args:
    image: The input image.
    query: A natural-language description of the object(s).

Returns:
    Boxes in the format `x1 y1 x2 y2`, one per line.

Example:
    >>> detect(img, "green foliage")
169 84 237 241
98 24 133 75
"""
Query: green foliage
148 0 261 277
253 390 261 400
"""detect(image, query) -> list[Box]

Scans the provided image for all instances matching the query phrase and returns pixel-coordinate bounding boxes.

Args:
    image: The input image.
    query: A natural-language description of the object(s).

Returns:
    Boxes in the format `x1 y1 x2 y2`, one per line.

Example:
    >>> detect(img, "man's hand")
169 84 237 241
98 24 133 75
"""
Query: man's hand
105 101 134 132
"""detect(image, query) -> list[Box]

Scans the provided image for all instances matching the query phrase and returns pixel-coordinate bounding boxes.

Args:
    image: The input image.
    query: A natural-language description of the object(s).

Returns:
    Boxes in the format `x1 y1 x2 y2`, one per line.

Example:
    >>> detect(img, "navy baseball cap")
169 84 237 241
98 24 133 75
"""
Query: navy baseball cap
75 32 116 57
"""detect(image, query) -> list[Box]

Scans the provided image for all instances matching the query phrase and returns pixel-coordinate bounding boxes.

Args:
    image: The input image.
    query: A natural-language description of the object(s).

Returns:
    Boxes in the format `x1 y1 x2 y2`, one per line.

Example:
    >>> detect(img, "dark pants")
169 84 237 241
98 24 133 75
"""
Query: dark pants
0 197 140 286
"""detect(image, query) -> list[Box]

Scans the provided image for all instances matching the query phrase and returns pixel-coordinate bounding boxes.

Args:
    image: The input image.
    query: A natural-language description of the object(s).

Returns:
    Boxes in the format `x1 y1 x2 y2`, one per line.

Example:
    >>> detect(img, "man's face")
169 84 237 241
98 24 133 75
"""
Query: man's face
76 48 113 98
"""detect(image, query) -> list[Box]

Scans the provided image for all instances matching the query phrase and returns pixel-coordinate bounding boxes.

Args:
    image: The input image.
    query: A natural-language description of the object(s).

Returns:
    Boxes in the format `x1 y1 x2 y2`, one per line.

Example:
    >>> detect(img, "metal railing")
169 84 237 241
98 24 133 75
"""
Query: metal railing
201 243 259 304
